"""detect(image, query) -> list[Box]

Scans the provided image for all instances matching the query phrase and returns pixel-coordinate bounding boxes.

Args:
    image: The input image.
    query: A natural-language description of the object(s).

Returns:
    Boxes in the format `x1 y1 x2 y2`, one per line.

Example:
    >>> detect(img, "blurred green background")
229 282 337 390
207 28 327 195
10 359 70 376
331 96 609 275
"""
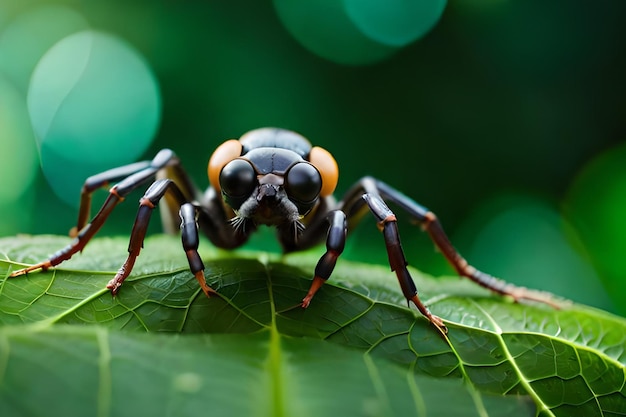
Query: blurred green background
1 0 625 316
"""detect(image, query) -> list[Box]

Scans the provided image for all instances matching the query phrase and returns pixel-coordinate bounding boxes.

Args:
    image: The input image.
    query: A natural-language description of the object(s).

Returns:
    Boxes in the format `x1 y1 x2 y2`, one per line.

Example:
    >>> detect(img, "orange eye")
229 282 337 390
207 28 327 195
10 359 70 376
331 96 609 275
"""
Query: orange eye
309 146 338 197
208 139 243 193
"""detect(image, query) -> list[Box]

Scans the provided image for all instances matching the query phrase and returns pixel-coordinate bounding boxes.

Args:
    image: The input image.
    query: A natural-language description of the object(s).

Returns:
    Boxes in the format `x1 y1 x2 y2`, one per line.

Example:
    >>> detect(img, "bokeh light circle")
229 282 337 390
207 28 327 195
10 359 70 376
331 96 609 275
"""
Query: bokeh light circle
273 0 398 65
0 75 39 201
0 75 39 234
0 5 89 92
27 30 161 207
344 0 447 47
274 0 446 65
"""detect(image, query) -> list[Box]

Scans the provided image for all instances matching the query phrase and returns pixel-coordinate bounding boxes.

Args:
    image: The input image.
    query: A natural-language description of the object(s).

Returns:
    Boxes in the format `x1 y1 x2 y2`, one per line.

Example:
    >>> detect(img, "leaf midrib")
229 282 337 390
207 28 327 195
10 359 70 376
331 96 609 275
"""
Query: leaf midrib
264 259 286 417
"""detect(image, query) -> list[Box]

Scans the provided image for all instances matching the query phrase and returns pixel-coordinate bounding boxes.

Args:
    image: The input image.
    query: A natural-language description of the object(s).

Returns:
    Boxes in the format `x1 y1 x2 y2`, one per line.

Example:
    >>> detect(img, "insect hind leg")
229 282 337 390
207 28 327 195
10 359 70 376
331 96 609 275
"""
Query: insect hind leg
373 178 560 308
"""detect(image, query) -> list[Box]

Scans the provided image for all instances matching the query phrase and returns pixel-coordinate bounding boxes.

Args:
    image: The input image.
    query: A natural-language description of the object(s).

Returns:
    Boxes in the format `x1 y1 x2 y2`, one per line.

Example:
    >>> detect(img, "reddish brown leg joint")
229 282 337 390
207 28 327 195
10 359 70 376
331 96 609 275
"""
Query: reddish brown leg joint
302 210 346 308
377 214 397 232
302 276 326 308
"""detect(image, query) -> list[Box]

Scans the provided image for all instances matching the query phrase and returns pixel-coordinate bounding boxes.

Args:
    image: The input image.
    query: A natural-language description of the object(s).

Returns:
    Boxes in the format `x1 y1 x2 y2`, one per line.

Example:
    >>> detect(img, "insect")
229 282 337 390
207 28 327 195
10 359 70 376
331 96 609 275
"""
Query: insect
10 127 556 334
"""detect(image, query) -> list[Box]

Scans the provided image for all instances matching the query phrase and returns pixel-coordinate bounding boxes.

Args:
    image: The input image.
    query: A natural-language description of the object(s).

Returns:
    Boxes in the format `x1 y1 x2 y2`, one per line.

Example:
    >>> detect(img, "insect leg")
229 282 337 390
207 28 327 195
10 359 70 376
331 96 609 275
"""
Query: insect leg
72 149 178 236
333 177 448 331
180 202 216 297
301 209 347 308
10 184 129 277
106 178 215 296
361 192 447 333
371 178 558 308
9 150 184 278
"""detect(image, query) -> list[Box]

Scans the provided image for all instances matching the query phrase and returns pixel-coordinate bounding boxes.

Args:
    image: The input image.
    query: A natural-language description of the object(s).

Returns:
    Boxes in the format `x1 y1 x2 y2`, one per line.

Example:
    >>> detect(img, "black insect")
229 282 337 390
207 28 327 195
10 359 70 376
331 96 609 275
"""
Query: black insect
10 128 556 333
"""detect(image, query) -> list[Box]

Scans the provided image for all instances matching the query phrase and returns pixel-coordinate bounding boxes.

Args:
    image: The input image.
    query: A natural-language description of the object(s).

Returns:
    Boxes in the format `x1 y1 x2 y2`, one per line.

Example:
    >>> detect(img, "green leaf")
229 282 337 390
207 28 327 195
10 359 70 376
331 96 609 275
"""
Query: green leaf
1 235 625 416
0 326 532 417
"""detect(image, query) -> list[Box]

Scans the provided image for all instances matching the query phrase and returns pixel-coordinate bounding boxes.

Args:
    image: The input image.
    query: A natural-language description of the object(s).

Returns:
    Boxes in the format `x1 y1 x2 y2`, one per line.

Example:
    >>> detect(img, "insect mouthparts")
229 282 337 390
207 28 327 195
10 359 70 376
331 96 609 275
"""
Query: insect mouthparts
257 184 278 200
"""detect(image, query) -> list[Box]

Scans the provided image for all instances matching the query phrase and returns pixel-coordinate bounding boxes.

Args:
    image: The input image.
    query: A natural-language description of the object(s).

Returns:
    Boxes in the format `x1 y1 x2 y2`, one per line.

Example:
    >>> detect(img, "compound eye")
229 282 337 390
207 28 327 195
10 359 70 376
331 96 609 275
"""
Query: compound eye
285 162 322 204
219 159 256 198
208 139 243 193
309 146 338 196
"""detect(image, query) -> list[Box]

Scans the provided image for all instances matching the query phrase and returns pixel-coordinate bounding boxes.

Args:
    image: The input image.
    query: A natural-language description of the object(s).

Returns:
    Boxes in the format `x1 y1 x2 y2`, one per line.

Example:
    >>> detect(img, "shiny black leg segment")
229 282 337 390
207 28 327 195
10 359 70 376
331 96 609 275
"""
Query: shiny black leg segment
72 161 151 236
362 194 416 299
11 149 213 281
73 149 179 236
369 178 557 307
300 182 446 332
320 176 559 330
179 203 215 296
302 210 347 308
17 158 169 276
361 193 446 331
10 147 247 297
313 210 347 280
106 178 215 297
180 203 204 276
107 178 189 294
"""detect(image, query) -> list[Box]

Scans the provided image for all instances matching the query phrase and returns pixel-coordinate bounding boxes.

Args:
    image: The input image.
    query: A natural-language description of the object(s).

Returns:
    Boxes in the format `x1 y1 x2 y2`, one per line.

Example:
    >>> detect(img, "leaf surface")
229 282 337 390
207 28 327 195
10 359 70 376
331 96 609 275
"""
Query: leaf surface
1 235 625 416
